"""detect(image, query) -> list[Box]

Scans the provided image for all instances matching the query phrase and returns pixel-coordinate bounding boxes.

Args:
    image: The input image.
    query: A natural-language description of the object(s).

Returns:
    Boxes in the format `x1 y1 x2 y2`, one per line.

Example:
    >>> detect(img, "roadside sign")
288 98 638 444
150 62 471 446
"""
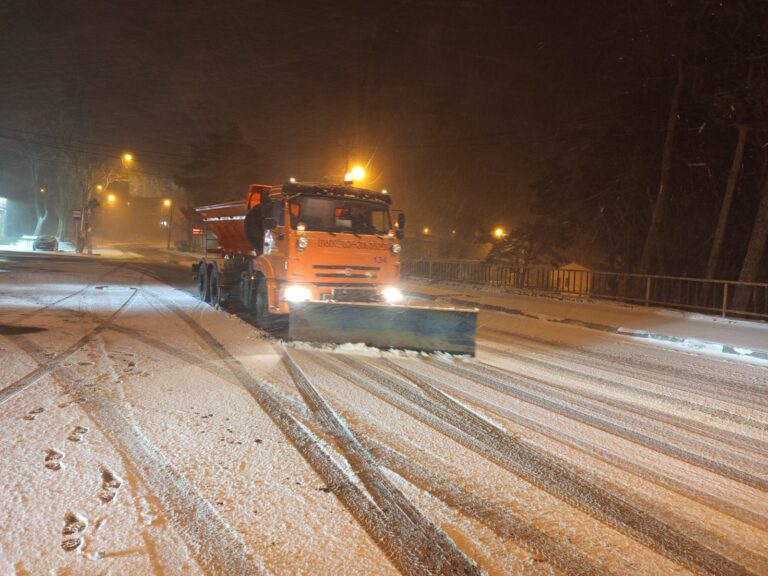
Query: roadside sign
72 210 82 220
192 227 203 236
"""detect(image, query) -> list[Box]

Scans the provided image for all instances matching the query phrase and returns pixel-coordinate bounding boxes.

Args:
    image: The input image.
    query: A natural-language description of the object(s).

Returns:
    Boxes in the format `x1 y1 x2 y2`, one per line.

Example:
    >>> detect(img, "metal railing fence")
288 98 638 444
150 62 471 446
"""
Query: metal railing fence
402 259 768 320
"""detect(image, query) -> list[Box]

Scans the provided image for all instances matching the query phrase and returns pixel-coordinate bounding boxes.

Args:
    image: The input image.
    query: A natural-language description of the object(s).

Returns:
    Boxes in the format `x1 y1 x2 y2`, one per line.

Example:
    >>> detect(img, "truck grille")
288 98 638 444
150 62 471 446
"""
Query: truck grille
313 264 379 279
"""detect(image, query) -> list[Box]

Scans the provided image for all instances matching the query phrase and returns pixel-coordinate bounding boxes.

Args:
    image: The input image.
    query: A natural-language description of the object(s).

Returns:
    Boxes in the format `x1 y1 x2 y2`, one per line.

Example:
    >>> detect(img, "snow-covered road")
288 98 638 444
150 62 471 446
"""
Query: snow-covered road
1 253 766 575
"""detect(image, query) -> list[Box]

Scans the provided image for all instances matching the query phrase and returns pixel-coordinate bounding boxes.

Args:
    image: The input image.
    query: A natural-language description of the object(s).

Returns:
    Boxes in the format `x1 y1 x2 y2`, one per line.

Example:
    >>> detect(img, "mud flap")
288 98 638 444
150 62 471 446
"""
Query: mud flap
288 301 477 355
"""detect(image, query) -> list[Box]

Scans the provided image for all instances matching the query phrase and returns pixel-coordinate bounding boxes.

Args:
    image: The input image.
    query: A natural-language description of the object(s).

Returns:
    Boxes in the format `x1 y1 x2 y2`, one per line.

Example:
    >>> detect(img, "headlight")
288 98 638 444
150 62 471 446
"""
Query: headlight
391 243 401 254
284 285 312 303
381 286 403 303
297 236 309 250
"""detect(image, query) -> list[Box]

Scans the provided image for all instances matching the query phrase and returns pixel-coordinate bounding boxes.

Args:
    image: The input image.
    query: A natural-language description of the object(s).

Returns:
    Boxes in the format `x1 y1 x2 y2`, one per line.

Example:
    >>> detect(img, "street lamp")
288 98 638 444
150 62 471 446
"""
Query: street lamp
163 198 174 248
494 227 505 239
107 193 117 204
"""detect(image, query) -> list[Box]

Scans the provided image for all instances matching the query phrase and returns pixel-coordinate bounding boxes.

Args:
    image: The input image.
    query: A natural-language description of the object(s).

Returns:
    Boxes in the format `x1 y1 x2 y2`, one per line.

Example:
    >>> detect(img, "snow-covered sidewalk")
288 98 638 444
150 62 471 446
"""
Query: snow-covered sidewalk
403 280 768 361
0 242 144 259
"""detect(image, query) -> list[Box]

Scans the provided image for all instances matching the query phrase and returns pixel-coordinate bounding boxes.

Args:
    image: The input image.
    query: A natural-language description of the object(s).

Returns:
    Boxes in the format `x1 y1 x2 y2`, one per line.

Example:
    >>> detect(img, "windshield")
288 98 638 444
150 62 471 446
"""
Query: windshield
288 196 391 235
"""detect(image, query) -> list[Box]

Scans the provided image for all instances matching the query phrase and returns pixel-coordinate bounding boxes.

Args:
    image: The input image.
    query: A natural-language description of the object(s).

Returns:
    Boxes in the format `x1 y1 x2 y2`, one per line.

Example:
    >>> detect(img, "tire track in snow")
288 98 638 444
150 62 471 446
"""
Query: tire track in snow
1 268 265 574
0 287 140 406
283 351 608 576
429 357 768 493
106 323 314 422
476 341 768 460
0 263 125 328
319 353 757 576
282 349 479 575
480 338 768 435
412 359 768 530
145 291 477 576
110 316 484 573
481 328 768 414
362 438 608 576
8 325 264 575
481 320 768 394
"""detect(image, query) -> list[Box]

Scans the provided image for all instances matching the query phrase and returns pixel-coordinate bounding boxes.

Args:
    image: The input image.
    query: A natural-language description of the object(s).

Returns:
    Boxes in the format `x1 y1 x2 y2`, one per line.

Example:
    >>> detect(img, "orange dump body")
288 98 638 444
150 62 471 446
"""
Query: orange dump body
195 199 249 254
195 184 271 256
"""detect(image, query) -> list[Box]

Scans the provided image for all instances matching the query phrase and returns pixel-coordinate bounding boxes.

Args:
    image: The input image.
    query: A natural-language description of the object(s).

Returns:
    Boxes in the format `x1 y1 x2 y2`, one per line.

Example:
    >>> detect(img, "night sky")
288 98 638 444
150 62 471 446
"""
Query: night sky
0 1 618 230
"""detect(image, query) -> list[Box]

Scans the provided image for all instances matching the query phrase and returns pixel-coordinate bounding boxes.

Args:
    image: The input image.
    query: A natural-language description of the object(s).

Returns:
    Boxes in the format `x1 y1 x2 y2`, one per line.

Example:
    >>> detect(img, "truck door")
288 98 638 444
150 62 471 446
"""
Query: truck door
263 199 287 259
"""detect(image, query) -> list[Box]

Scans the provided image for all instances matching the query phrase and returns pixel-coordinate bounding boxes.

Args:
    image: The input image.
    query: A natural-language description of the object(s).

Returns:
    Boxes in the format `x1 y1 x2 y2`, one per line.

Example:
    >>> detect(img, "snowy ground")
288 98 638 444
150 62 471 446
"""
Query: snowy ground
1 251 766 576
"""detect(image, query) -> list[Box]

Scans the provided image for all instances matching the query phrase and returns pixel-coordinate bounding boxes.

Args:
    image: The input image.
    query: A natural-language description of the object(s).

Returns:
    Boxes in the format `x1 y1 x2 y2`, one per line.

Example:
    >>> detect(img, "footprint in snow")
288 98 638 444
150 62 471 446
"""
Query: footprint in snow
45 449 64 471
61 512 87 552
98 468 122 503
67 426 89 442
22 407 44 421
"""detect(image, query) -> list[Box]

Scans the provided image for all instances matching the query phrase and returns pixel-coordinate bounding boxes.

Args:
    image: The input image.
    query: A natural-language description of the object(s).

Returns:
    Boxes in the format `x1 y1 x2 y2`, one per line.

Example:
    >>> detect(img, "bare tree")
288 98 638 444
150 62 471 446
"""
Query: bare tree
732 148 768 310
639 56 685 274
704 124 749 279
65 152 128 253
17 141 49 236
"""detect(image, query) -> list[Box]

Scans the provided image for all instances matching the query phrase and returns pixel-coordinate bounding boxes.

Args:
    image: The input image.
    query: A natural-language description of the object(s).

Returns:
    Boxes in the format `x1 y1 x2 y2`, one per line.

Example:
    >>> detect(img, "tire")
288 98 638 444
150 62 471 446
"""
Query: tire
197 261 210 302
208 265 221 307
254 275 273 330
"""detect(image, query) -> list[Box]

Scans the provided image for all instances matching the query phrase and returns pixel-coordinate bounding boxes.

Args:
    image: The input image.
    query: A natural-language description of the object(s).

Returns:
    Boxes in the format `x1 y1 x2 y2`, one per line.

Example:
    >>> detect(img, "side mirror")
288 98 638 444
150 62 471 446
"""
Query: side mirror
396 213 406 240
263 217 276 231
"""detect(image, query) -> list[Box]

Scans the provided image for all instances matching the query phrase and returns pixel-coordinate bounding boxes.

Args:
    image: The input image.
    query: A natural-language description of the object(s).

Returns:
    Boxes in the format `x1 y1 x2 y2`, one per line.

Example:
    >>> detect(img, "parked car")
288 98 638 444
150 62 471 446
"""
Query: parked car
32 235 58 251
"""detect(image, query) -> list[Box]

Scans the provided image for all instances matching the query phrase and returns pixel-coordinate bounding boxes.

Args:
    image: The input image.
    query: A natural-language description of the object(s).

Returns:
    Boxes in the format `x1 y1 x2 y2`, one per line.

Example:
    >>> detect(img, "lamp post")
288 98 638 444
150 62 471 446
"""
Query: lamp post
164 198 173 249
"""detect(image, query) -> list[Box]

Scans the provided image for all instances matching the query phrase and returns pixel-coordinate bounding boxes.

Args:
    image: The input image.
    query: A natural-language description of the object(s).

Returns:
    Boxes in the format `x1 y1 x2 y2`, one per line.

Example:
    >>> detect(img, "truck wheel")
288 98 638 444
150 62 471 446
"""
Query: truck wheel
208 265 221 307
197 261 210 302
254 276 273 330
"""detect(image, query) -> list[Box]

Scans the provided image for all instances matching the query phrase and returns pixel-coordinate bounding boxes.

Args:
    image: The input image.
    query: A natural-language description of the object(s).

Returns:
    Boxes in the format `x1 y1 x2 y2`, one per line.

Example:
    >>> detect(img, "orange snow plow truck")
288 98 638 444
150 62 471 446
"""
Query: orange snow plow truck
194 181 477 354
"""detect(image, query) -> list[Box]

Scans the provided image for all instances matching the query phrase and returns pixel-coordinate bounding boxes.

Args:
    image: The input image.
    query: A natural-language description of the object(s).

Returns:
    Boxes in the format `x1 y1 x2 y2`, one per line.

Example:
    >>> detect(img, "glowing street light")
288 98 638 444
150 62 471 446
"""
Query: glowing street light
39 187 45 193
107 193 117 204
96 184 103 191
422 227 430 235
494 227 505 239
121 152 134 169
163 198 172 207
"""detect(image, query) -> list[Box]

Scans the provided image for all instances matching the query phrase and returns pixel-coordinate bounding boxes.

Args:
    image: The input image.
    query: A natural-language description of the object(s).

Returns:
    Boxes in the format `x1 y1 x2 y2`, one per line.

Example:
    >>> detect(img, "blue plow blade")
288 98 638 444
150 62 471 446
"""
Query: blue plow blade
288 301 478 356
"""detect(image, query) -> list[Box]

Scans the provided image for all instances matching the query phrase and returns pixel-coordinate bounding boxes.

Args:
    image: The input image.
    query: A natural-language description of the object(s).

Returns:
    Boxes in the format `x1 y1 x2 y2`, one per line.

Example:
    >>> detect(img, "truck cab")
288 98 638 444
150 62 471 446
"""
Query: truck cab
246 182 403 319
